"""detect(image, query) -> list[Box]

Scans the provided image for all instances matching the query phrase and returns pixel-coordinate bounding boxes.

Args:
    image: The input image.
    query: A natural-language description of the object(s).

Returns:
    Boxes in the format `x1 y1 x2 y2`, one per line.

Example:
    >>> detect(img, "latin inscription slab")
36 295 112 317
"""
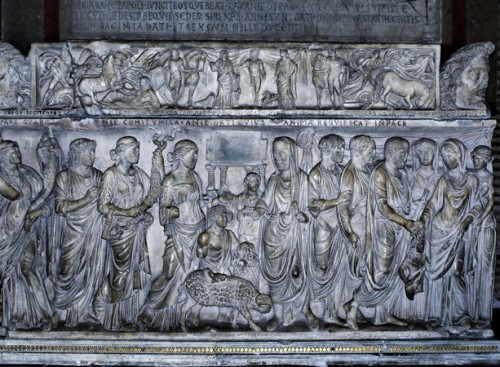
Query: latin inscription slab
60 0 441 43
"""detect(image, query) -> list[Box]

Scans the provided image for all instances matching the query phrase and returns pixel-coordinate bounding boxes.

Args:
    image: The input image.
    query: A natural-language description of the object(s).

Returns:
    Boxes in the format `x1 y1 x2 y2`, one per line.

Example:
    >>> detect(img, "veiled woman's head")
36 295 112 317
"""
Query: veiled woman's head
67 138 96 168
272 137 296 172
440 139 466 173
110 136 140 165
172 139 198 169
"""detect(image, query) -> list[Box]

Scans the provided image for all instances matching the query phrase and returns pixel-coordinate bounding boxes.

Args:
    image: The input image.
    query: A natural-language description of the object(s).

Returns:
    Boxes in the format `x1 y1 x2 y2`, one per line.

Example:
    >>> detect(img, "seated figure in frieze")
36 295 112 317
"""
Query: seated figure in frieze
0 139 53 330
93 136 155 331
254 136 318 331
419 139 481 327
467 145 495 328
357 137 421 326
52 138 107 328
307 134 352 326
336 135 377 330
140 139 206 331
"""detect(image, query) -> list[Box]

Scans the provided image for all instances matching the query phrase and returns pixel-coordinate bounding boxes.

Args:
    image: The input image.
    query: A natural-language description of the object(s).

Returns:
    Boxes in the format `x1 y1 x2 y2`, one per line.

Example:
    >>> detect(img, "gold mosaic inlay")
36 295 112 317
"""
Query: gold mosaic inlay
0 344 497 355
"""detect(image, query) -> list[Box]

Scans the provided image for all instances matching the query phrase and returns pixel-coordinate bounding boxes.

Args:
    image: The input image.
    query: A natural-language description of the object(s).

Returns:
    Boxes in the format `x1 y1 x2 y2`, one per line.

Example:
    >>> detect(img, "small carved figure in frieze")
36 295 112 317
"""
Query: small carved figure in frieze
164 49 185 106
357 137 419 326
312 50 348 109
254 137 318 331
197 204 238 275
468 145 495 328
440 42 494 110
337 135 377 330
419 139 481 327
210 50 240 108
275 50 298 109
140 139 205 331
180 268 273 331
0 140 53 330
242 49 267 107
308 134 352 326
183 50 207 108
39 46 74 109
0 42 30 110
51 138 106 328
93 136 153 331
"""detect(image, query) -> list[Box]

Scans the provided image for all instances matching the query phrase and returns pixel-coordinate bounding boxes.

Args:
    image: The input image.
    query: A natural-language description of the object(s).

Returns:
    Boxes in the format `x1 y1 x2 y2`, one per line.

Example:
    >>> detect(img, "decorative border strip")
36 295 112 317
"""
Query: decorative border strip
1 344 497 355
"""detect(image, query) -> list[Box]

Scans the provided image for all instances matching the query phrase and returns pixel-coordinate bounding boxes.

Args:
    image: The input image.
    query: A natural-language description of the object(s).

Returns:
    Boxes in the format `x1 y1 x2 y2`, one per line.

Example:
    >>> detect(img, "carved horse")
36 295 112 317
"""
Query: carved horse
379 71 432 109
76 54 121 107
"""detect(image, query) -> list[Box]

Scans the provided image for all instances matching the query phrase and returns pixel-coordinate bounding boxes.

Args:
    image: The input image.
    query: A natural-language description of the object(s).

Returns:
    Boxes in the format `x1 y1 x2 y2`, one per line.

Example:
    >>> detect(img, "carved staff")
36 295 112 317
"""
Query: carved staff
102 129 178 240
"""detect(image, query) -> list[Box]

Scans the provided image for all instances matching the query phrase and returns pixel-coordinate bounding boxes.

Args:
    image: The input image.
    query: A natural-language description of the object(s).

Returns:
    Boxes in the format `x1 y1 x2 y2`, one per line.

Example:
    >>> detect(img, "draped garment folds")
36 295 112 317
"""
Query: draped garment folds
0 165 52 329
275 56 297 109
140 170 205 330
469 173 496 323
94 166 151 330
211 57 237 108
338 160 372 277
308 164 360 321
424 173 480 325
357 162 411 325
257 170 309 326
52 168 107 327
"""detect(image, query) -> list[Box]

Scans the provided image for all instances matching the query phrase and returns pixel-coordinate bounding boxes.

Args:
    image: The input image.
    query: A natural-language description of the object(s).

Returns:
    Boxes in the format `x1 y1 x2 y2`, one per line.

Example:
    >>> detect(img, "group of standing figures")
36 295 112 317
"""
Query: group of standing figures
0 130 495 332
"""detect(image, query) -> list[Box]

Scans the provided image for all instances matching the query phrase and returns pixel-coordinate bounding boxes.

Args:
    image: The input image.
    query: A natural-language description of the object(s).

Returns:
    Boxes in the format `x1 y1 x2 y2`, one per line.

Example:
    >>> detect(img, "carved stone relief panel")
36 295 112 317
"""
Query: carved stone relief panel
0 118 495 337
31 43 440 114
